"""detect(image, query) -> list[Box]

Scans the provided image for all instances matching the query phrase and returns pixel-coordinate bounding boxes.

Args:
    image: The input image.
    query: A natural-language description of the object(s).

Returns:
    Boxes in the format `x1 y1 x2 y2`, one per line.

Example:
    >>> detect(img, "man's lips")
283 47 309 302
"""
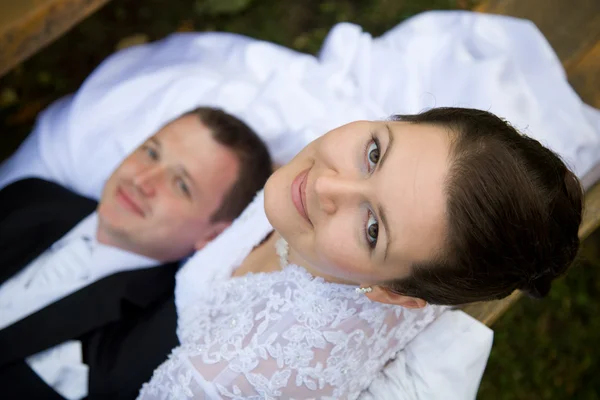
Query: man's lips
116 186 146 217
291 168 312 225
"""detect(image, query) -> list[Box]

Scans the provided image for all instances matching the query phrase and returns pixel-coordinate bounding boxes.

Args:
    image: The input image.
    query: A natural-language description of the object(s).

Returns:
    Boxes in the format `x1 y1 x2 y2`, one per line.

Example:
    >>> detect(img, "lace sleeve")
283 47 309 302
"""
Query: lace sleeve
138 266 443 400
358 310 494 400
137 342 339 400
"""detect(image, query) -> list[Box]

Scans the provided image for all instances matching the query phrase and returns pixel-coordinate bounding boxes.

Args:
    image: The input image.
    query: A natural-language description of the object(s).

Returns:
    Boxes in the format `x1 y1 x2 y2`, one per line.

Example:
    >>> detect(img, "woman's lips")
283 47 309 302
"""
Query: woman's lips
291 168 312 225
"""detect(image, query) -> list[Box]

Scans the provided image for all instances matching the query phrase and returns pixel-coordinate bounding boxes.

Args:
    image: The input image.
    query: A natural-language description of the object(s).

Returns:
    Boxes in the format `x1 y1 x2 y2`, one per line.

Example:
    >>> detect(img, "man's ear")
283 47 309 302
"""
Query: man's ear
365 285 427 309
193 221 231 251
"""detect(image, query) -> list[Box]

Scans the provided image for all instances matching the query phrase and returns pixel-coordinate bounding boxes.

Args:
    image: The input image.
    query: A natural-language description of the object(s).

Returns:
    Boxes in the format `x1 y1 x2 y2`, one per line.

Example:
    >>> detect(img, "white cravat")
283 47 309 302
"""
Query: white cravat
0 223 93 330
0 213 158 399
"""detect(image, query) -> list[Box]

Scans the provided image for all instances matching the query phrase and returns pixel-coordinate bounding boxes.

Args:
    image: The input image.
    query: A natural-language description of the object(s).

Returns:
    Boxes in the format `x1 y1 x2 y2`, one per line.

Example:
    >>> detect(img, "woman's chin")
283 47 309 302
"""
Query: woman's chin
263 173 284 229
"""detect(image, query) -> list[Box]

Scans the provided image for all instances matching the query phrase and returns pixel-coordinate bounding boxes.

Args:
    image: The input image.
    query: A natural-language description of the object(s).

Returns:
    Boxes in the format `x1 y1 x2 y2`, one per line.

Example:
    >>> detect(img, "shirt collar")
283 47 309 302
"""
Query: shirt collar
58 212 159 270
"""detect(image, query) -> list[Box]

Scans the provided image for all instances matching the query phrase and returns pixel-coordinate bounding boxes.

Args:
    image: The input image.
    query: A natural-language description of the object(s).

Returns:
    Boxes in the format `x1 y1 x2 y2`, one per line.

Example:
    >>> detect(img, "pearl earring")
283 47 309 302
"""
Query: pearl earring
355 287 373 294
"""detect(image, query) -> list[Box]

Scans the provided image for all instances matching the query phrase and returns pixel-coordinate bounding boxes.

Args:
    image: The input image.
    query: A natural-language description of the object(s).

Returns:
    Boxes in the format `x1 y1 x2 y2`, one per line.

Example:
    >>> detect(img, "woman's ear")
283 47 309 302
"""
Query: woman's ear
365 286 427 309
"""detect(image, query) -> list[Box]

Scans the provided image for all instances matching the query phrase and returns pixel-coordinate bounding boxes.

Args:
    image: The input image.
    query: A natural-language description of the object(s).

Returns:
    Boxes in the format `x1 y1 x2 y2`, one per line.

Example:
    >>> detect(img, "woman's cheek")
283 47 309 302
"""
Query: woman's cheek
315 237 353 271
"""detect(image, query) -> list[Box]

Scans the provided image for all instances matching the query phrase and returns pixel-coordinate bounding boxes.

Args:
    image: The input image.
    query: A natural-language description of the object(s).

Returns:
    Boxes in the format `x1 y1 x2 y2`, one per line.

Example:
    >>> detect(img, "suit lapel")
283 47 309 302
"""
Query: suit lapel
0 261 179 367
84 295 179 399
0 178 97 285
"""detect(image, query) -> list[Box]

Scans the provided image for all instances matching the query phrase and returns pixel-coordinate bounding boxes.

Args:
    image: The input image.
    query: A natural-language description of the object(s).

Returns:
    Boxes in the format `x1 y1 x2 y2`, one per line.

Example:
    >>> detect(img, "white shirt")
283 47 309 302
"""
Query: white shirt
0 212 158 400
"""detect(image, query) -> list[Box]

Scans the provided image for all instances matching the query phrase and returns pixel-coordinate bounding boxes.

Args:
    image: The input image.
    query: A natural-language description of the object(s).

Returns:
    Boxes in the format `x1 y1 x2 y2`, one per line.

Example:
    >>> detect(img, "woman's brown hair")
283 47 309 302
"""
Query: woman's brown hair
386 107 583 305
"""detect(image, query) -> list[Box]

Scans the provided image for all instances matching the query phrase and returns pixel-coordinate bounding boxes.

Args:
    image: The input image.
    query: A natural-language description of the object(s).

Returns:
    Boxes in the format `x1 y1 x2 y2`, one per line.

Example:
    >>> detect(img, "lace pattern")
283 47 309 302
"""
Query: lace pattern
139 265 443 399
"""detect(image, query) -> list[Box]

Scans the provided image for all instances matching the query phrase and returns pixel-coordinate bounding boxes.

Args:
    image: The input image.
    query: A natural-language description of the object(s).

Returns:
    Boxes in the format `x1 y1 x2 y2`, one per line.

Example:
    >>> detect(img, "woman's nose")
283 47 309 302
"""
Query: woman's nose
314 174 362 215
133 166 165 197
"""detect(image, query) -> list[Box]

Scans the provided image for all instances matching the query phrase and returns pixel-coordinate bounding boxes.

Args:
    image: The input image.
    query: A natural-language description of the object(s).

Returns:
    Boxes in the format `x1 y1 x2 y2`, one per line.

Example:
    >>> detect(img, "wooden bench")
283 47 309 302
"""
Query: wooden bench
1 0 599 326
461 0 600 325
0 0 109 77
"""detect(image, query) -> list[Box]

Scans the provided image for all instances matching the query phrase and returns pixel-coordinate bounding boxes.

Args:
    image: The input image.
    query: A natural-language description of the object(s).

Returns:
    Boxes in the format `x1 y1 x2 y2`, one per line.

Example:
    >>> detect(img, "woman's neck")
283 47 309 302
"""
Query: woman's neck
286 243 355 286
231 231 282 277
232 231 356 286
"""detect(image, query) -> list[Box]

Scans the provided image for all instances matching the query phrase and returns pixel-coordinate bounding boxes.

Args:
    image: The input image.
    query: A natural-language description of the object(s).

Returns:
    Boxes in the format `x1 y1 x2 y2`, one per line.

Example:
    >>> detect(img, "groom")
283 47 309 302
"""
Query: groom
0 107 272 399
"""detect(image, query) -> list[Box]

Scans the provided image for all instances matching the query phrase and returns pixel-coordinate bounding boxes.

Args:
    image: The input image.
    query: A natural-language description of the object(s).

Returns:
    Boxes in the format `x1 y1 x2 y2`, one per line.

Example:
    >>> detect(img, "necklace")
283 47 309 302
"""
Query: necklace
275 237 290 269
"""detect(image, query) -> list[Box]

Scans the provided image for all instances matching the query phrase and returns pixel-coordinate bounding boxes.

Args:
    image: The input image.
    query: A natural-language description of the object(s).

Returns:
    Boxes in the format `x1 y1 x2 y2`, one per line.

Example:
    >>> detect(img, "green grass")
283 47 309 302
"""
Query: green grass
479 231 600 399
1 0 598 398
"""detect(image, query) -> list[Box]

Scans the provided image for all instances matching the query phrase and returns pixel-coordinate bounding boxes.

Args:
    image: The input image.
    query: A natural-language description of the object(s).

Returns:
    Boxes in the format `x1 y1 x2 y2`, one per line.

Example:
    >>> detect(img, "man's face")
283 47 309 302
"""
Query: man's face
97 114 240 261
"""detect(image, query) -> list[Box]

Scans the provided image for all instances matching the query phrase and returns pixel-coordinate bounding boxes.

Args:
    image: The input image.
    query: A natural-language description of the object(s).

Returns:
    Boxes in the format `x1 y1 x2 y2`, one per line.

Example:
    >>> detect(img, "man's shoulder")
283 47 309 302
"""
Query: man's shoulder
0 177 97 216
1 177 93 200
2 177 71 194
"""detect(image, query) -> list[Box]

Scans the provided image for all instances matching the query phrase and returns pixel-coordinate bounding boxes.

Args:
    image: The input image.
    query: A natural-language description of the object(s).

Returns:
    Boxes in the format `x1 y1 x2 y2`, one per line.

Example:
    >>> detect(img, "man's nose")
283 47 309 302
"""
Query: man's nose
132 166 166 197
314 174 363 215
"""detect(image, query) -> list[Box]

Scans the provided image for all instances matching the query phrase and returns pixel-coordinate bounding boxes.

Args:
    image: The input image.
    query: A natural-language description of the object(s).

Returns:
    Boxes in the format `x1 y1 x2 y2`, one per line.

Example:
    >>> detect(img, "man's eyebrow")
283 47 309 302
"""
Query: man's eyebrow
148 137 162 148
377 123 394 262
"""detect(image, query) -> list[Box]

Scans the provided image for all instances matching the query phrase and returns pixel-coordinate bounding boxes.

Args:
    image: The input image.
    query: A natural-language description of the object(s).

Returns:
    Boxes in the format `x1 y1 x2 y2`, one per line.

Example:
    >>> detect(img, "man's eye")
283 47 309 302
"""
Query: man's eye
366 140 380 172
143 146 159 161
366 211 379 248
177 179 190 197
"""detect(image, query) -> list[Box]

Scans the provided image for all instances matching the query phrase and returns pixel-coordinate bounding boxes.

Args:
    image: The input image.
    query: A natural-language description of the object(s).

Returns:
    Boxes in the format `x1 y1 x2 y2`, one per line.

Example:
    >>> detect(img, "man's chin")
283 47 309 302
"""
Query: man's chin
97 210 134 238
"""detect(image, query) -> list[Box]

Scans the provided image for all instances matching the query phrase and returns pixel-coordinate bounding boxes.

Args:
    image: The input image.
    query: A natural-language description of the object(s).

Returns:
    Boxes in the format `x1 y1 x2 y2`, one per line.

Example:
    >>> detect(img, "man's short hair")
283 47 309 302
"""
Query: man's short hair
185 107 272 223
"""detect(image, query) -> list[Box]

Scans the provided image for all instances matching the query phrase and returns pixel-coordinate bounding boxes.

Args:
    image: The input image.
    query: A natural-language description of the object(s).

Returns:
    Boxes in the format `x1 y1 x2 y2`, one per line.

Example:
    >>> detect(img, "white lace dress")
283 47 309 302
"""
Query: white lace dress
137 191 446 400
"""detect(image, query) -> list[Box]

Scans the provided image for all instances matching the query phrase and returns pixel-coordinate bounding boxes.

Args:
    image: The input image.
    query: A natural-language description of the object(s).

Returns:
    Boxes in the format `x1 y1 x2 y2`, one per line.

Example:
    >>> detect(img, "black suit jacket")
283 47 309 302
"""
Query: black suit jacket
0 179 180 399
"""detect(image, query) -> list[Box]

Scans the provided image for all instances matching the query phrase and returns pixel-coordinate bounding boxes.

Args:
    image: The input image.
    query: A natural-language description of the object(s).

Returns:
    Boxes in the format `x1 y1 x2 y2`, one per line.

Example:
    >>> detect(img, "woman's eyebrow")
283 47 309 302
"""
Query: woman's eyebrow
377 123 394 262
378 202 391 262
378 123 394 170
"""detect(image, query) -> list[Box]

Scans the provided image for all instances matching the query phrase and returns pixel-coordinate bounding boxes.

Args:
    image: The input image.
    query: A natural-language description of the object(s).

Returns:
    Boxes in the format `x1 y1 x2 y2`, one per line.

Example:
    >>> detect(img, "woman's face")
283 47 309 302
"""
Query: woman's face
264 120 452 295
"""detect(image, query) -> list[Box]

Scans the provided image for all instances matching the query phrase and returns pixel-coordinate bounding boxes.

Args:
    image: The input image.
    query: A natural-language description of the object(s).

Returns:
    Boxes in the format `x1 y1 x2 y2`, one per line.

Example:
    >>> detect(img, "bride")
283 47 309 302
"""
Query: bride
136 106 582 399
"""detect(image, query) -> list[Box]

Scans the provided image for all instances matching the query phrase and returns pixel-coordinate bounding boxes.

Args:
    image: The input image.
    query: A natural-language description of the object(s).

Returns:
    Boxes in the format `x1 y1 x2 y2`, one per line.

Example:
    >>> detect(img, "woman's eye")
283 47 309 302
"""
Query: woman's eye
366 140 380 172
366 211 379 248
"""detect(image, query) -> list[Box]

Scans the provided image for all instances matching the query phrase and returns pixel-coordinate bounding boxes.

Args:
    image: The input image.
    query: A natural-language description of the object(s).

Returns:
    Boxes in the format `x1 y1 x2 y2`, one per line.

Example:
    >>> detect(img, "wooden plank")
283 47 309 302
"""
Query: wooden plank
461 291 522 326
568 40 600 109
475 0 600 71
580 181 600 241
0 0 110 77
463 0 600 326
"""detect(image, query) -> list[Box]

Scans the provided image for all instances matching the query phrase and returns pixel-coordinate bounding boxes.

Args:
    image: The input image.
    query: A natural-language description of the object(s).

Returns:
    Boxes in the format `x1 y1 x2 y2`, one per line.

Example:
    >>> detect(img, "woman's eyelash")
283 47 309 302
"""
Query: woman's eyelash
365 133 381 172
362 208 379 250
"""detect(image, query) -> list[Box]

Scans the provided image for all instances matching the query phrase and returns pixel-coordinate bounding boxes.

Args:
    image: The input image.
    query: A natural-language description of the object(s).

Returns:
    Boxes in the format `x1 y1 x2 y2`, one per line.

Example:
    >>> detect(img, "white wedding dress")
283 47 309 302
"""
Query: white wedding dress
137 191 446 400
